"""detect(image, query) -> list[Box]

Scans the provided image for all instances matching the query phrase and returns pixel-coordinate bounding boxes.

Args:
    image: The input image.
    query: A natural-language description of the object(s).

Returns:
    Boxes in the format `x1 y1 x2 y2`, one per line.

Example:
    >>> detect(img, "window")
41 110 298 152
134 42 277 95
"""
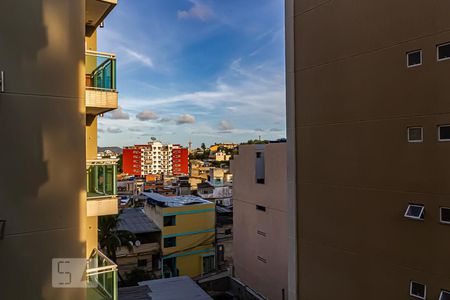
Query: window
437 42 450 61
202 255 215 274
257 256 267 263
438 125 450 141
256 151 265 184
256 205 266 212
439 290 450 300
404 204 425 220
440 207 450 224
164 216 176 227
257 230 267 237
410 281 426 299
407 50 422 67
408 127 423 143
225 229 232 235
164 237 176 248
137 259 147 267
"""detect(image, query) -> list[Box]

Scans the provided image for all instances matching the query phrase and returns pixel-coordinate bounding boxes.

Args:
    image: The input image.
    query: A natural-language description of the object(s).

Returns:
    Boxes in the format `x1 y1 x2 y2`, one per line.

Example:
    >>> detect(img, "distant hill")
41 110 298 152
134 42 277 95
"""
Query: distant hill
98 146 122 154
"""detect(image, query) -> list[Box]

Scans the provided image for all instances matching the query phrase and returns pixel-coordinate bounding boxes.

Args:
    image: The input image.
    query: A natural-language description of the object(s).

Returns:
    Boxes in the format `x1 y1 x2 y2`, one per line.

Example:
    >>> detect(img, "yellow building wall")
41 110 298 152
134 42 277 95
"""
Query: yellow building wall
161 203 215 277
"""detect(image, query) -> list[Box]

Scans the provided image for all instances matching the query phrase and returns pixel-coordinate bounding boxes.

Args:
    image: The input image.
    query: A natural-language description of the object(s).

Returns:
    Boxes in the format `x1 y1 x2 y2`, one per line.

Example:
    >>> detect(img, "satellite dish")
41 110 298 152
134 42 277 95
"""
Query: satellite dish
135 240 141 247
151 137 156 141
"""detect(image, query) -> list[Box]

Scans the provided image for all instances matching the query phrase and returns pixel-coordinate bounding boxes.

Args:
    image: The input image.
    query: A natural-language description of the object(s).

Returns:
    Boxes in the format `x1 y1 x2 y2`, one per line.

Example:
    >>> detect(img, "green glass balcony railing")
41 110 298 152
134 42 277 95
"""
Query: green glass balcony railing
86 50 117 91
87 249 118 300
86 159 117 199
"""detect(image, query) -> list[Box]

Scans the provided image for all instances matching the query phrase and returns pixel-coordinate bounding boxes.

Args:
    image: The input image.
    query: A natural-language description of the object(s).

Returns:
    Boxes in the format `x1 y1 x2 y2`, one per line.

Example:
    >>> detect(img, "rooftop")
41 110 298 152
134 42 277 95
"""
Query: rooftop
139 276 212 300
118 208 160 234
141 192 212 208
118 286 151 300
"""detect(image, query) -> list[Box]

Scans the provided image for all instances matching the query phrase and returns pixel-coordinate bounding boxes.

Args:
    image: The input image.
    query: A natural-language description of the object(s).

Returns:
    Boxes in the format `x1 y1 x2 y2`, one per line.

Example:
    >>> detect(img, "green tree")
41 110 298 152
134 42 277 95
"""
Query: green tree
98 215 135 263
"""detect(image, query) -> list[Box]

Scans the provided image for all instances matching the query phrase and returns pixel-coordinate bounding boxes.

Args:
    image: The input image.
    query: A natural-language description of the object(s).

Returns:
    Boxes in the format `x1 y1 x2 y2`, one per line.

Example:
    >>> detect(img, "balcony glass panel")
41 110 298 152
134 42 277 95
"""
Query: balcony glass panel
87 162 117 199
87 249 118 300
86 51 116 91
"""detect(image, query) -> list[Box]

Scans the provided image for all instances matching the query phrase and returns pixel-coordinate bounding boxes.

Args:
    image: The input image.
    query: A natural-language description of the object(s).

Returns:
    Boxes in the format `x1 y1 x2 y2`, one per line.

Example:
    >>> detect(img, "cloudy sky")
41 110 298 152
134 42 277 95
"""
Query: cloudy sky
97 0 286 148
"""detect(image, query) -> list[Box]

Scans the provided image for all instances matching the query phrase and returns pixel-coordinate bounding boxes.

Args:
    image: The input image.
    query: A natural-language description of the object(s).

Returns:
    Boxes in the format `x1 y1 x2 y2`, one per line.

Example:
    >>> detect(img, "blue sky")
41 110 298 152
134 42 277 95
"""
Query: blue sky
97 0 286 148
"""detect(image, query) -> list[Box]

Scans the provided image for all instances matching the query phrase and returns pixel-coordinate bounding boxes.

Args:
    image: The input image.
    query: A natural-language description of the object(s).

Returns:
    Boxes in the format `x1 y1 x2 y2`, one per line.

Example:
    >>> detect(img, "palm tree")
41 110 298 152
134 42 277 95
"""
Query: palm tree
98 215 135 263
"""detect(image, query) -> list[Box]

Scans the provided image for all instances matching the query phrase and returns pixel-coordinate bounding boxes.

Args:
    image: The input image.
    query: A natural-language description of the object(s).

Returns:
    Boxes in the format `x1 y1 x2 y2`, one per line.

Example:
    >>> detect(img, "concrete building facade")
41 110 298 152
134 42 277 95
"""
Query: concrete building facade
286 0 450 299
0 0 119 299
231 143 288 300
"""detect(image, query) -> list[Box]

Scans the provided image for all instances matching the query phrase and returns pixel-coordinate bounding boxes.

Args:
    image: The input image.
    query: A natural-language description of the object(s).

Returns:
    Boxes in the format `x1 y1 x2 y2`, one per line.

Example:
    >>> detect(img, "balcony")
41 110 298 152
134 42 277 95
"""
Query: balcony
86 159 118 217
85 50 118 116
87 249 118 300
86 0 117 37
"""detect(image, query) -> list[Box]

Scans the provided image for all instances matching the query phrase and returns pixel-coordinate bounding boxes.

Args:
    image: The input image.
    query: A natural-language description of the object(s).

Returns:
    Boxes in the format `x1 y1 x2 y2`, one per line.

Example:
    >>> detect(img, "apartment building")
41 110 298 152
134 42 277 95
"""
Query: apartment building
172 146 189 175
0 0 119 299
123 142 189 177
231 143 288 300
209 143 238 153
141 193 216 278
286 0 450 299
116 208 161 279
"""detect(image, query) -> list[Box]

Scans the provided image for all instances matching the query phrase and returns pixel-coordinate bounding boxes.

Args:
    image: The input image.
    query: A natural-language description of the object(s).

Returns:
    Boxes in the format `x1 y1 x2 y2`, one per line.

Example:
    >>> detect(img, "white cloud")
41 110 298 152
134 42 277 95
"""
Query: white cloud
128 127 142 132
176 114 196 124
177 0 214 21
122 48 154 68
218 120 234 131
158 117 172 123
136 111 158 121
107 127 122 134
107 106 130 120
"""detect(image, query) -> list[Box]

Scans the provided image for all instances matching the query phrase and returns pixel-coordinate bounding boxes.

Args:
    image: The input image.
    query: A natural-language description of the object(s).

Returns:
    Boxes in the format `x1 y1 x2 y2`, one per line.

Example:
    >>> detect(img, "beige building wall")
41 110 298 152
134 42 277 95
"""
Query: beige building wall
287 0 450 299
0 0 87 299
85 31 99 257
232 143 288 299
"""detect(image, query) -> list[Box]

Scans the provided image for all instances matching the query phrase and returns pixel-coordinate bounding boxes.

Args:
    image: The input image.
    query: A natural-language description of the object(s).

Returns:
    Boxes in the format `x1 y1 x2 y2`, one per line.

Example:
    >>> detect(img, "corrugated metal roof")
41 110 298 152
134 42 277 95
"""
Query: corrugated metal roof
139 276 212 300
118 208 160 234
141 192 212 207
118 286 152 300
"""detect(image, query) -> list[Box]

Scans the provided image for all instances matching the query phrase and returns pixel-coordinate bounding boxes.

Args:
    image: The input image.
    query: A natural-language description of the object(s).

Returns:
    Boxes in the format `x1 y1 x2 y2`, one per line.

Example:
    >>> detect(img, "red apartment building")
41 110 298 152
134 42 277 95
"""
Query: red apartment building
122 145 145 176
122 142 188 177
172 147 188 175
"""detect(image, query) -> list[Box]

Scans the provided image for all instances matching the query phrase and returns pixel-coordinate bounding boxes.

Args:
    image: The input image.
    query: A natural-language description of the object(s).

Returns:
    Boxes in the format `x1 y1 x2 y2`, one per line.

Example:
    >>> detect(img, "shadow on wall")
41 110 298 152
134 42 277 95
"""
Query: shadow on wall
0 0 87 299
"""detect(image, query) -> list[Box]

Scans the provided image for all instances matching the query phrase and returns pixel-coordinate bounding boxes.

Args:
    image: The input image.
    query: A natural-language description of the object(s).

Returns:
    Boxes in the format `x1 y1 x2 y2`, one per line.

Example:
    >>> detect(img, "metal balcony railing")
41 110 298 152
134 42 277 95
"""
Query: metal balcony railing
86 159 118 199
86 50 116 91
87 249 118 300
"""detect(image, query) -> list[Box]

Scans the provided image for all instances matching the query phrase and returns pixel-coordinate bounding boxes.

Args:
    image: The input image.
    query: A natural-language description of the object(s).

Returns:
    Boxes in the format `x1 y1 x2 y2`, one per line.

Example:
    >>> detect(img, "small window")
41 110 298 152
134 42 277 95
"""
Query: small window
137 259 147 267
256 152 262 158
164 237 176 248
407 50 422 67
410 281 426 299
408 127 423 143
164 216 176 227
437 42 450 61
440 207 450 224
439 290 450 300
257 256 267 263
404 204 425 220
438 125 450 141
256 205 266 212
224 229 232 235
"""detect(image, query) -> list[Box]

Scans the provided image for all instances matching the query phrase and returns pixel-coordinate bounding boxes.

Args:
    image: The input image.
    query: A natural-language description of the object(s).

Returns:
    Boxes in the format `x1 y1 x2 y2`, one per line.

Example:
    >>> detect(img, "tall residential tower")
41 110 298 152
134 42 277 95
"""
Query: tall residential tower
286 0 450 299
